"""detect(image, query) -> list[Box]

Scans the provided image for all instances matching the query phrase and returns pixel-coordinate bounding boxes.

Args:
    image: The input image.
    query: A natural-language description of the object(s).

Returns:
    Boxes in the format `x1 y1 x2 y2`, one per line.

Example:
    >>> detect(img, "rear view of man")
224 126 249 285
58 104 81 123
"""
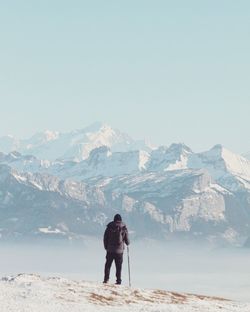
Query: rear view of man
103 214 130 285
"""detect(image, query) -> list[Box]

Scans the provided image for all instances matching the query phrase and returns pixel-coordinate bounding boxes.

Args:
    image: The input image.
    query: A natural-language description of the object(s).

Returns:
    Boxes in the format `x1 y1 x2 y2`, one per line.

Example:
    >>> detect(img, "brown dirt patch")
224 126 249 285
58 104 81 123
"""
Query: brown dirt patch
131 290 158 303
194 294 230 302
170 292 187 304
89 293 115 305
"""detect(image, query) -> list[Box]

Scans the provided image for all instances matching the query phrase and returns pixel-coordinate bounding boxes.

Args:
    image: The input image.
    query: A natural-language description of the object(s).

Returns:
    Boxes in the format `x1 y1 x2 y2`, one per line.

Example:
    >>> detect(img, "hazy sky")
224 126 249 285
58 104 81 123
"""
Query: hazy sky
0 1 249 153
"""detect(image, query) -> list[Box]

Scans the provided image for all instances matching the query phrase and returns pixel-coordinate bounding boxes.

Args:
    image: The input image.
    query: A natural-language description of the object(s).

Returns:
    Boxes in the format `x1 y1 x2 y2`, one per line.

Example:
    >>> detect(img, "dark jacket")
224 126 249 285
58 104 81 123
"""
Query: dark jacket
103 221 130 254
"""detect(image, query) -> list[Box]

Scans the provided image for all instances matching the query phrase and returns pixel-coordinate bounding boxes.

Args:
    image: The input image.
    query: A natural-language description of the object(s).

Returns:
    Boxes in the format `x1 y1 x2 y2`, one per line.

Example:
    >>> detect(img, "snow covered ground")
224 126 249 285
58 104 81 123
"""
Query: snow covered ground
0 273 249 312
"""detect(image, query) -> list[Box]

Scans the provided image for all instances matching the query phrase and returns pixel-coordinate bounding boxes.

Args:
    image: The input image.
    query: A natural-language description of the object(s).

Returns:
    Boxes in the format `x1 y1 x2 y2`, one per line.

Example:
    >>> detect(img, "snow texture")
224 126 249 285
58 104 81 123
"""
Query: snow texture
0 274 249 312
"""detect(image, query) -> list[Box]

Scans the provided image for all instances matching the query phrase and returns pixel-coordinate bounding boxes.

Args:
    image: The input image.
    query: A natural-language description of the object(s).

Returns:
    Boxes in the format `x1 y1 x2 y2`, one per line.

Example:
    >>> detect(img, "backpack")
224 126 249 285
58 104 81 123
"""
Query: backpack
109 225 123 245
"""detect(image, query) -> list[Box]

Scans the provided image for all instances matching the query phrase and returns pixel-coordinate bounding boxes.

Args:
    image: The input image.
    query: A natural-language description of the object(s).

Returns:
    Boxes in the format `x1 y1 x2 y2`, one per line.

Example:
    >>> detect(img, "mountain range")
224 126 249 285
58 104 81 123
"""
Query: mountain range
0 122 153 161
0 122 250 245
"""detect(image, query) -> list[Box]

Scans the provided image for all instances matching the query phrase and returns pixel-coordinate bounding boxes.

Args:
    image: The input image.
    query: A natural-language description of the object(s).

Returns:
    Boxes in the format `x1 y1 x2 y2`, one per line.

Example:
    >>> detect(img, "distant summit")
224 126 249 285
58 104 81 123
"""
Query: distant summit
0 122 153 161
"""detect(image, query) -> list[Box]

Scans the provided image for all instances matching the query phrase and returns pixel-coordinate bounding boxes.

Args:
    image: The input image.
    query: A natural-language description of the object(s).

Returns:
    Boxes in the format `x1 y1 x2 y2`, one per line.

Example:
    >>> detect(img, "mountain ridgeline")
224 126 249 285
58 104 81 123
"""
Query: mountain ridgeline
0 123 250 245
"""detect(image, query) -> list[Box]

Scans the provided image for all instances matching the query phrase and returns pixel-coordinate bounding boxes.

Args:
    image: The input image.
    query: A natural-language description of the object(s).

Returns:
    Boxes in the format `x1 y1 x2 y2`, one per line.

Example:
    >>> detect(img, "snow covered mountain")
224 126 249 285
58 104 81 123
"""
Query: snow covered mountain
49 147 150 180
0 147 150 180
188 144 250 191
2 143 250 190
0 159 249 244
0 122 153 161
0 164 108 239
147 143 192 171
0 151 51 173
2 274 248 312
1 125 250 245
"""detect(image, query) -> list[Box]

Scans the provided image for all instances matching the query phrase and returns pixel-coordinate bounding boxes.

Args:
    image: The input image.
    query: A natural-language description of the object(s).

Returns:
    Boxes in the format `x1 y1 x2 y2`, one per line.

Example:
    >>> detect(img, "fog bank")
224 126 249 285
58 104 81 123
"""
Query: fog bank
0 239 249 302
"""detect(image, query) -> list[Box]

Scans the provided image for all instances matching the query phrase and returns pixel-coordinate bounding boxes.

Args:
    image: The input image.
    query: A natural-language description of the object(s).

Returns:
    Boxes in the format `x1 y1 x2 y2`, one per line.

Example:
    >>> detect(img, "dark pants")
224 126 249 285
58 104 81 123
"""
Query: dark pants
104 252 123 283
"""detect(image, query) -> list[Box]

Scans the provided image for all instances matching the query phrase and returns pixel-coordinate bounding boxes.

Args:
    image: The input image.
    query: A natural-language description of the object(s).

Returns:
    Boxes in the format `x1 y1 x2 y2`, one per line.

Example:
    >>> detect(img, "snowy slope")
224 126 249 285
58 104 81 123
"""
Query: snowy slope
0 274 249 312
2 143 250 192
1 163 247 244
0 122 153 161
0 147 150 180
188 145 250 191
0 151 51 173
50 147 150 180
147 143 192 171
0 164 108 239
93 170 238 242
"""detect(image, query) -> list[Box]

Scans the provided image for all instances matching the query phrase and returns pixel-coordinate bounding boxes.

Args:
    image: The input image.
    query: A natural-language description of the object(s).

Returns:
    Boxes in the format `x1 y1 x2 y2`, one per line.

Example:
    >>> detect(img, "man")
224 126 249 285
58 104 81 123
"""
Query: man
103 214 130 285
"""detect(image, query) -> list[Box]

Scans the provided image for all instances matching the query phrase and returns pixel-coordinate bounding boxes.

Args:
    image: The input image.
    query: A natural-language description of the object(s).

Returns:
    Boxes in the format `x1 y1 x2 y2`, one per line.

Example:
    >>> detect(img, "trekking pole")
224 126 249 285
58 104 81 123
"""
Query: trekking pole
127 246 131 287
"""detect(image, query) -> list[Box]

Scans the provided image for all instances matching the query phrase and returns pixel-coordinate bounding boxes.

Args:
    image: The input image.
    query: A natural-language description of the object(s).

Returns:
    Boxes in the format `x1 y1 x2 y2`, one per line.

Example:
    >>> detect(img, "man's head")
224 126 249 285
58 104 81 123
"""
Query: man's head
114 214 122 222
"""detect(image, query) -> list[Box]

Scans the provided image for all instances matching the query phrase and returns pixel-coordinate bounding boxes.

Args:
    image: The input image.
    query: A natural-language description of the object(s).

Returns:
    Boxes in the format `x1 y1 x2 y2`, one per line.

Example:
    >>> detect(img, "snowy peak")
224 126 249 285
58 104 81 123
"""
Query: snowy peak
168 143 193 154
189 144 250 181
147 143 193 171
71 148 150 179
0 123 153 161
219 146 250 179
2 141 250 191
80 121 108 133
87 146 149 170
78 123 133 157
27 130 60 145
0 151 50 174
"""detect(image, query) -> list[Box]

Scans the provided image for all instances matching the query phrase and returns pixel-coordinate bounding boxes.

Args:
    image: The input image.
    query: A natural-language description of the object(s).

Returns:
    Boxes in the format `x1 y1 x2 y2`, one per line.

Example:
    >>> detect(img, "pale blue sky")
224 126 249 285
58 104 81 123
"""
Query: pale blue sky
0 0 249 153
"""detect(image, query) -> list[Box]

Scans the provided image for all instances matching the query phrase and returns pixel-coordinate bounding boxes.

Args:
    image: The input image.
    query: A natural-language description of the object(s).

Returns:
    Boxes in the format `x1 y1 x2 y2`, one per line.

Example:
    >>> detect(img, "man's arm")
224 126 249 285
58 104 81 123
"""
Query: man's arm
103 227 109 250
123 226 130 246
